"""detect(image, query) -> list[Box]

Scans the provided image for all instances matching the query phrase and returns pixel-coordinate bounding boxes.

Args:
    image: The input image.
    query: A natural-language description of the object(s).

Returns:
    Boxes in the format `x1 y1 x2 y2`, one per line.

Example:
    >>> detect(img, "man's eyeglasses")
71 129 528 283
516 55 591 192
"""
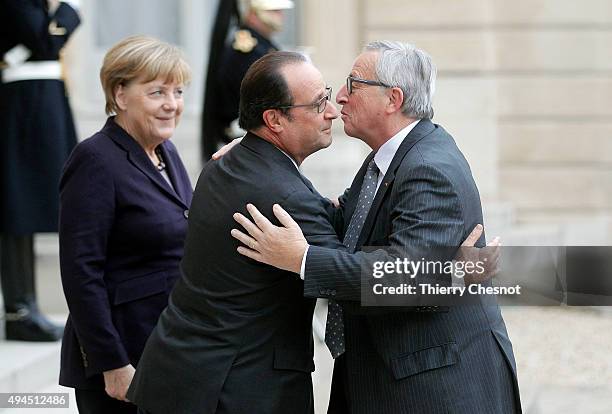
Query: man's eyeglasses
346 75 389 94
277 87 332 114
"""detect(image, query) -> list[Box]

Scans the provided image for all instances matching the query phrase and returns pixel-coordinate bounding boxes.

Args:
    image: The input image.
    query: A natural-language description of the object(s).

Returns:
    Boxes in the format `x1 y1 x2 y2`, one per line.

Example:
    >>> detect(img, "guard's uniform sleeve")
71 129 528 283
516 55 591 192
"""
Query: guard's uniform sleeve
4 0 81 59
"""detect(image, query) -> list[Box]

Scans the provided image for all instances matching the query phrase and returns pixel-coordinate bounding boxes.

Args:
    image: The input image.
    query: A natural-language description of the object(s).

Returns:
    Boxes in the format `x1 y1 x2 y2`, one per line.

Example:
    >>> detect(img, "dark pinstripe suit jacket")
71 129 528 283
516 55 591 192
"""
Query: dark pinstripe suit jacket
305 119 522 413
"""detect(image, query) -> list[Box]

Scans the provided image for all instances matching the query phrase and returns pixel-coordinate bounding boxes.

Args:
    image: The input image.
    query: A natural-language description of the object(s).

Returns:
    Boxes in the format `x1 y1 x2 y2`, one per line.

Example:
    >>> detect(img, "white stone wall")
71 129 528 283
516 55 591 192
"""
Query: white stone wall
298 0 612 243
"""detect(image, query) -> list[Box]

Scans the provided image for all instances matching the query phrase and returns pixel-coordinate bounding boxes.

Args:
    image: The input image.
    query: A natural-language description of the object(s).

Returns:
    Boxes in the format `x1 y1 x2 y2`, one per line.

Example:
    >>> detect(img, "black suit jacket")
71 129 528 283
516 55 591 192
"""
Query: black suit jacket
58 118 192 389
305 120 522 413
128 133 344 413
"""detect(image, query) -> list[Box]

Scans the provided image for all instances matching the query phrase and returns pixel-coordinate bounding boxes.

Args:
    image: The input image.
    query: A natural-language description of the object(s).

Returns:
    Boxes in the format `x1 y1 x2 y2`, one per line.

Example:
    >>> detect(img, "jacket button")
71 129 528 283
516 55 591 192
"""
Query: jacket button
183 210 189 219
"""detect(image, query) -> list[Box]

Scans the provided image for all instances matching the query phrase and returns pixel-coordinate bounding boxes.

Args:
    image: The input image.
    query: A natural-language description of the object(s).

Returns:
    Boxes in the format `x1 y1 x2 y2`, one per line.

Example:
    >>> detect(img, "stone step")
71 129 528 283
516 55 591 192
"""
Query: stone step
0 315 76 413
0 340 61 395
0 316 63 385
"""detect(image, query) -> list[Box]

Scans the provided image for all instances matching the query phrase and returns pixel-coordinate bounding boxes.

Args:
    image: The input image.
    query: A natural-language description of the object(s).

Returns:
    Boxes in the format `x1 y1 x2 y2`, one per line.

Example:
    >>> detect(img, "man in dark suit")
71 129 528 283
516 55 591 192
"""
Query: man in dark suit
232 41 521 413
128 51 341 414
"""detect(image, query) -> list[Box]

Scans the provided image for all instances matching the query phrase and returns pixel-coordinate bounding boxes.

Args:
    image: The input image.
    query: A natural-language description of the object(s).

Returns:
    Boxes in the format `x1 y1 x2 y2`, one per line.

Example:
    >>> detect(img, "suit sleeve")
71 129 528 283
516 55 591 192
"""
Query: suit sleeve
304 163 465 309
5 0 80 59
278 190 346 251
322 187 349 237
59 143 130 377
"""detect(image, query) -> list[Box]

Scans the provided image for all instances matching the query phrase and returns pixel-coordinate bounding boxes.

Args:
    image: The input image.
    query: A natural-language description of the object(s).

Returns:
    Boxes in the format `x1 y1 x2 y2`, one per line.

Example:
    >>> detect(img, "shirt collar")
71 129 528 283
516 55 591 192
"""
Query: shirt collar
374 119 421 176
279 148 299 171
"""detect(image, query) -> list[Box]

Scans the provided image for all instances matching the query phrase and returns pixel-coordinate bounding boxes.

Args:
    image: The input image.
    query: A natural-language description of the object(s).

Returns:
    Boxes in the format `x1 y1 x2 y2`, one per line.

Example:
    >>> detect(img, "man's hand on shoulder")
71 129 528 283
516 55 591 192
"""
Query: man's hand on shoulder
456 224 501 285
231 203 307 274
212 137 242 160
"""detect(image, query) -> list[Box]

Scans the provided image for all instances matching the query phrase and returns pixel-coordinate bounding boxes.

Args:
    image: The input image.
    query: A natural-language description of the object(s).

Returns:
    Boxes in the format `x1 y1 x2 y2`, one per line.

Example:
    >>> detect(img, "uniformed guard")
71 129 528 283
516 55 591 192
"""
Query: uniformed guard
201 0 294 161
0 0 80 341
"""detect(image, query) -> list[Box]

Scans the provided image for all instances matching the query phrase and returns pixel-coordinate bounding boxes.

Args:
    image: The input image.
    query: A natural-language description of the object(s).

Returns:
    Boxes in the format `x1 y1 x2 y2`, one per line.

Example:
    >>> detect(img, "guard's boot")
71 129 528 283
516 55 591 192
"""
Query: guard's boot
2 234 63 342
5 302 63 341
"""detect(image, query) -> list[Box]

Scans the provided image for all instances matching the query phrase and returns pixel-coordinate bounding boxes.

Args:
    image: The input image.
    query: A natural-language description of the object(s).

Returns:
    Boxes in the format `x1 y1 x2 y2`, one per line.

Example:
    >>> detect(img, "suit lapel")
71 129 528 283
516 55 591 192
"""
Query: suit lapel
355 119 436 248
103 118 188 208
158 143 190 208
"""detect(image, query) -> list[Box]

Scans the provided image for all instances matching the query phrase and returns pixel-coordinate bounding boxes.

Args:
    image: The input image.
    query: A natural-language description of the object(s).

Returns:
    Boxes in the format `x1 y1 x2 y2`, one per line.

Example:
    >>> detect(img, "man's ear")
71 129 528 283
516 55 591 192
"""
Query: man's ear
386 87 404 114
114 84 128 112
262 108 283 132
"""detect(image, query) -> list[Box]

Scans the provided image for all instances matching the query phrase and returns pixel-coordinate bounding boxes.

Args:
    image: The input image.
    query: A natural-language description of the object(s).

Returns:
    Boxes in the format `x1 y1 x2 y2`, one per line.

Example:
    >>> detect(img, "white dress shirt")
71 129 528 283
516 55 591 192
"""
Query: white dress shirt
373 120 420 192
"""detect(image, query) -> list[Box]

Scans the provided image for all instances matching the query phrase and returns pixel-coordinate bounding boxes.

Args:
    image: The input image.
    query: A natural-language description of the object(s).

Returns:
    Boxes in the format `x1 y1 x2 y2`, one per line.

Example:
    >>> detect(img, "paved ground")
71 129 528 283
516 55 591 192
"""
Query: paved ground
503 306 612 413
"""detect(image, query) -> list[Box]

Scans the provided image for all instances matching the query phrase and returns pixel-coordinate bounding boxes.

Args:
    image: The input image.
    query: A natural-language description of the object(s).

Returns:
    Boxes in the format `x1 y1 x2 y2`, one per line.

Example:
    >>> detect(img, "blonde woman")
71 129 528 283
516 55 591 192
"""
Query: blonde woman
58 36 192 413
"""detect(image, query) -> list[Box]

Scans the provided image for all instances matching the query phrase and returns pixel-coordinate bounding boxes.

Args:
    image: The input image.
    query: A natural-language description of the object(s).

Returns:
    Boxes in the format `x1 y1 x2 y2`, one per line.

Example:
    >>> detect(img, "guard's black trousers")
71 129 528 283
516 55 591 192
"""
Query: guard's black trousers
1 234 36 312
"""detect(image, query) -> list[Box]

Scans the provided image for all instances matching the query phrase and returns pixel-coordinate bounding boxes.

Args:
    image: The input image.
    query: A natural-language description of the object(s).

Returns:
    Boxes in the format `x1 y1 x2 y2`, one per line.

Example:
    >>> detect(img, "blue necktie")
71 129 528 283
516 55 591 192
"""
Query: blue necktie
325 159 379 358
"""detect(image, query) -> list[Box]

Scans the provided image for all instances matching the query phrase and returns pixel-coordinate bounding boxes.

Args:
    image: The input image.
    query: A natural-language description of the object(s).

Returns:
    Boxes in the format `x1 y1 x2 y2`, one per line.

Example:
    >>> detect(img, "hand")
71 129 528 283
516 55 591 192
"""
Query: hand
231 204 308 274
455 224 501 285
103 364 135 402
212 137 242 160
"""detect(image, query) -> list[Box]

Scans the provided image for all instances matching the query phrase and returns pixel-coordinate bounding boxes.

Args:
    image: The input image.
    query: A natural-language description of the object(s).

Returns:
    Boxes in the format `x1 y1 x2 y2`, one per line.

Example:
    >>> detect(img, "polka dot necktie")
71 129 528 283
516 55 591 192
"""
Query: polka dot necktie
325 159 379 359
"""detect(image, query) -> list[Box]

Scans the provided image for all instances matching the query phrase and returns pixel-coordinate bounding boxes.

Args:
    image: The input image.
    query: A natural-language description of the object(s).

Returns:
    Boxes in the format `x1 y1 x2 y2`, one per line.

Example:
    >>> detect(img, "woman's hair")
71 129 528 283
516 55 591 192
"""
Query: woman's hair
100 35 192 115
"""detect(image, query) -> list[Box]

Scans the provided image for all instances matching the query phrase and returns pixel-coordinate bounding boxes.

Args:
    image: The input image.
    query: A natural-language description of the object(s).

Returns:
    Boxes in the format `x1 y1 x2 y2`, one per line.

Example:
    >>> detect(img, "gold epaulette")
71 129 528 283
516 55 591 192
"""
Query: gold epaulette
232 30 258 53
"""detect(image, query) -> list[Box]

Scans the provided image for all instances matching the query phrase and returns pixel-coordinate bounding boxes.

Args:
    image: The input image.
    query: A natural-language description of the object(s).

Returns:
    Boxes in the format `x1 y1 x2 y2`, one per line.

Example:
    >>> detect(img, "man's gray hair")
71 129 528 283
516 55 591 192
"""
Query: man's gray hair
365 40 436 119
